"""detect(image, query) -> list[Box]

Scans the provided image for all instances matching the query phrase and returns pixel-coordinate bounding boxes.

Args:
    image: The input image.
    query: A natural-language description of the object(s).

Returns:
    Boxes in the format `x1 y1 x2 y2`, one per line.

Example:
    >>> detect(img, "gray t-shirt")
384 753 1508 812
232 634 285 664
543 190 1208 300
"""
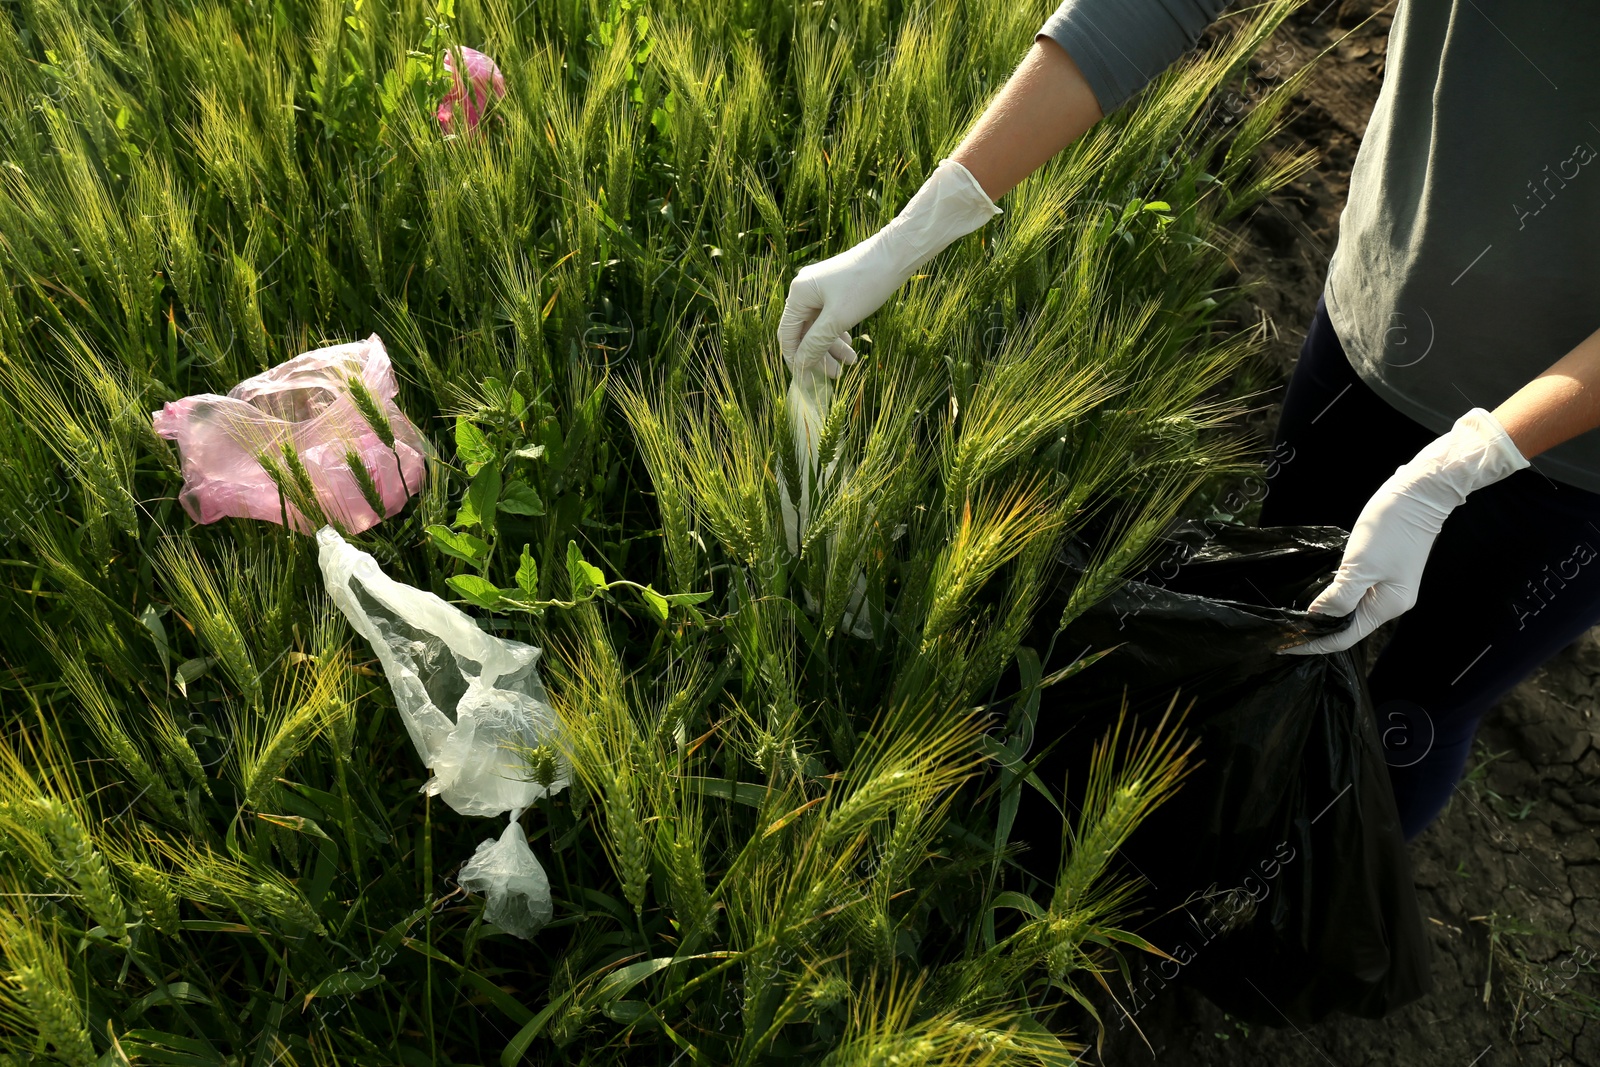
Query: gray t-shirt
1040 1 1600 494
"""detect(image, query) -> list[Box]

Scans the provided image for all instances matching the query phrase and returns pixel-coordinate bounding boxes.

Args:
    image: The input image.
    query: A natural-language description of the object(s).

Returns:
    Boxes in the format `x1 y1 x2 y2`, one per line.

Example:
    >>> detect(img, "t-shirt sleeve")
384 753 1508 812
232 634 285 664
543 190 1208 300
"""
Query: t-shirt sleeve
1038 0 1232 114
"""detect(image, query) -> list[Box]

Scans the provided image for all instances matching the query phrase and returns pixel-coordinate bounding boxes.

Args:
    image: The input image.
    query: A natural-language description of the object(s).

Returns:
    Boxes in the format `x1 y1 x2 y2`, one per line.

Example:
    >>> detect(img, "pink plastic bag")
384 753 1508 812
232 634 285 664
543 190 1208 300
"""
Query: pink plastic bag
152 335 428 535
437 46 506 134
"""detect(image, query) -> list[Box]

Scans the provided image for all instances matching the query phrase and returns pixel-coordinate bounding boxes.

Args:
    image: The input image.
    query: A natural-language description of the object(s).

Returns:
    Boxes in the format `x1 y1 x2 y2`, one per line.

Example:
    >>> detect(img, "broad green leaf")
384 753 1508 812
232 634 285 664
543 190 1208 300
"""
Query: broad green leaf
590 953 733 1004
538 418 565 474
990 890 1047 921
984 647 1046 952
639 585 668 622
129 983 215 1015
1037 645 1119 689
516 544 538 596
975 735 1064 818
499 479 545 516
118 1030 226 1066
993 646 1044 878
603 1000 649 1023
302 835 340 916
680 776 768 807
662 590 713 607
566 540 604 597
1086 925 1177 960
427 525 488 565
140 604 169 678
501 991 573 1066
276 778 391 845
510 443 546 461
255 813 333 841
400 936 455 963
455 416 494 473
448 574 503 609
174 657 211 697
458 969 535 1026
457 463 501 532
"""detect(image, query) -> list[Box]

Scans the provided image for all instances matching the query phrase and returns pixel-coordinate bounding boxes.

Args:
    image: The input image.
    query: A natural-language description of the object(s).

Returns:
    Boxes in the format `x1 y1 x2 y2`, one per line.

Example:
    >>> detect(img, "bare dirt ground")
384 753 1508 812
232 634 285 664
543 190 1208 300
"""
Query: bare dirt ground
1081 3 1600 1064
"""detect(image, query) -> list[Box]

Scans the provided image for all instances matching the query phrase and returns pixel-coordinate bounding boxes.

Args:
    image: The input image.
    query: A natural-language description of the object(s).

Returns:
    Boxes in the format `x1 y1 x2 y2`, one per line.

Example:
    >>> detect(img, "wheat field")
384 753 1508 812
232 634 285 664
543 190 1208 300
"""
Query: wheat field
0 0 1313 1061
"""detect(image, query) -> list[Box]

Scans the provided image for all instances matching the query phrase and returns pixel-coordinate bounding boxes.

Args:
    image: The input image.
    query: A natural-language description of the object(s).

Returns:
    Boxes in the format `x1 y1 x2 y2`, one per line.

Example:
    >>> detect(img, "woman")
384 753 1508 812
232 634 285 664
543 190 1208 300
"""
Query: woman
778 1 1600 840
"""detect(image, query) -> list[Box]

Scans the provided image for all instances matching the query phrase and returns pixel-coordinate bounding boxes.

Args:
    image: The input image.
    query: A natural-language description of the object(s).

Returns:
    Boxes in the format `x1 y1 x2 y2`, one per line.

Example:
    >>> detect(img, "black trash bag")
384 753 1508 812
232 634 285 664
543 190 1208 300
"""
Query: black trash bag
1010 520 1431 1028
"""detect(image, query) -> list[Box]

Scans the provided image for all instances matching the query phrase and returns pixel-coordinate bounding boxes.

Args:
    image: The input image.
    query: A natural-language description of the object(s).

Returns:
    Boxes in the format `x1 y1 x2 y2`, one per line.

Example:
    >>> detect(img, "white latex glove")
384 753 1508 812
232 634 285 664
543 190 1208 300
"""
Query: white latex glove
1282 407 1528 656
778 157 1001 378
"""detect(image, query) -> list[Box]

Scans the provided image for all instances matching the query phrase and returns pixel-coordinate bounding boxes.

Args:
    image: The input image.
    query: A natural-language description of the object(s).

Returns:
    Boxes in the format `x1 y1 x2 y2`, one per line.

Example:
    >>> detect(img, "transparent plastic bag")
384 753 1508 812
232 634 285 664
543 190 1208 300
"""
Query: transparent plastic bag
316 527 566 938
779 365 872 638
779 366 833 556
456 816 552 941
152 335 427 535
316 526 568 816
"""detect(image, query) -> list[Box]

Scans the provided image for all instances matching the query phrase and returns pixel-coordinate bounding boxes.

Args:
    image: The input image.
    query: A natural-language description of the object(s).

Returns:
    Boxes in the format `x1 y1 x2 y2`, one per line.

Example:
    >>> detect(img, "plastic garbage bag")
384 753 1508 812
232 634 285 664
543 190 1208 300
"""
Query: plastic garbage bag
778 365 872 638
438 46 506 134
457 814 553 940
1012 520 1431 1027
152 335 426 535
317 526 566 938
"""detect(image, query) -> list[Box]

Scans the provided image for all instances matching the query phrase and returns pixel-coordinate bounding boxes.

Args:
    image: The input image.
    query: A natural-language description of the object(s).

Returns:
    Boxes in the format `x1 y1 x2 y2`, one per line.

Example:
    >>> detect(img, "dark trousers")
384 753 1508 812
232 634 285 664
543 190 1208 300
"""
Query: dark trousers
1259 296 1600 840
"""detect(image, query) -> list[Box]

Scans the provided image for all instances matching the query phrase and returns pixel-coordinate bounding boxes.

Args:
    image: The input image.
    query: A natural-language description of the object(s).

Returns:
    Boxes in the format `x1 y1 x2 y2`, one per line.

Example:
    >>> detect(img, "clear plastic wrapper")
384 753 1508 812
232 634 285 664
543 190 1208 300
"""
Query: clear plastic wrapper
779 366 872 638
317 526 566 938
456 814 552 941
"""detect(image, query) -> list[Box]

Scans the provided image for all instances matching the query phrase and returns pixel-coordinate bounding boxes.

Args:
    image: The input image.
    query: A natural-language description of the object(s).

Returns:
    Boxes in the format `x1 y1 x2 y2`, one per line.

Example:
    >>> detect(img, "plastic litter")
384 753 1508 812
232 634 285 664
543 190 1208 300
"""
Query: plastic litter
438 46 506 134
316 526 567 939
779 364 872 638
778 365 836 557
456 814 553 940
152 335 426 535
1012 520 1431 1026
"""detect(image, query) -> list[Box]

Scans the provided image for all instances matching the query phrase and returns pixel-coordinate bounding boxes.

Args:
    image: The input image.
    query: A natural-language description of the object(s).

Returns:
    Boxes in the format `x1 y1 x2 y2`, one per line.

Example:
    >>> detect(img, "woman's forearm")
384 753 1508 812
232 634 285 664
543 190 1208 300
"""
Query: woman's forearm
949 37 1105 202
1492 324 1600 460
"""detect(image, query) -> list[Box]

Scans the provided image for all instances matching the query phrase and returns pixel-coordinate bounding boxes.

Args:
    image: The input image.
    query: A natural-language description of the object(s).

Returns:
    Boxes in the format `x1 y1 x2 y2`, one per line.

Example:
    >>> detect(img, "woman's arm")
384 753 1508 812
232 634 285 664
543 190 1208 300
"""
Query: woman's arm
1492 324 1600 459
779 38 1105 378
948 38 1104 202
1284 329 1600 658
779 2 1229 378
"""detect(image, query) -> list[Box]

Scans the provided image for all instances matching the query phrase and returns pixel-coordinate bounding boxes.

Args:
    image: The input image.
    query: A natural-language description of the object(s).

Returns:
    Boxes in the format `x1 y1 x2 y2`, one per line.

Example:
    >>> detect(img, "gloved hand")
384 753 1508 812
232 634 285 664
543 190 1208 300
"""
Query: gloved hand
778 157 1001 378
1282 407 1528 656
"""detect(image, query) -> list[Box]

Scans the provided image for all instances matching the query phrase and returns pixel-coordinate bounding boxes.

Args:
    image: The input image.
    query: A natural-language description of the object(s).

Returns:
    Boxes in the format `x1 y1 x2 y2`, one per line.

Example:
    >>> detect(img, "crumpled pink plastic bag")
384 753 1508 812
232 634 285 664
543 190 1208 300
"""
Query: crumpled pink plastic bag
152 335 427 535
438 46 506 134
